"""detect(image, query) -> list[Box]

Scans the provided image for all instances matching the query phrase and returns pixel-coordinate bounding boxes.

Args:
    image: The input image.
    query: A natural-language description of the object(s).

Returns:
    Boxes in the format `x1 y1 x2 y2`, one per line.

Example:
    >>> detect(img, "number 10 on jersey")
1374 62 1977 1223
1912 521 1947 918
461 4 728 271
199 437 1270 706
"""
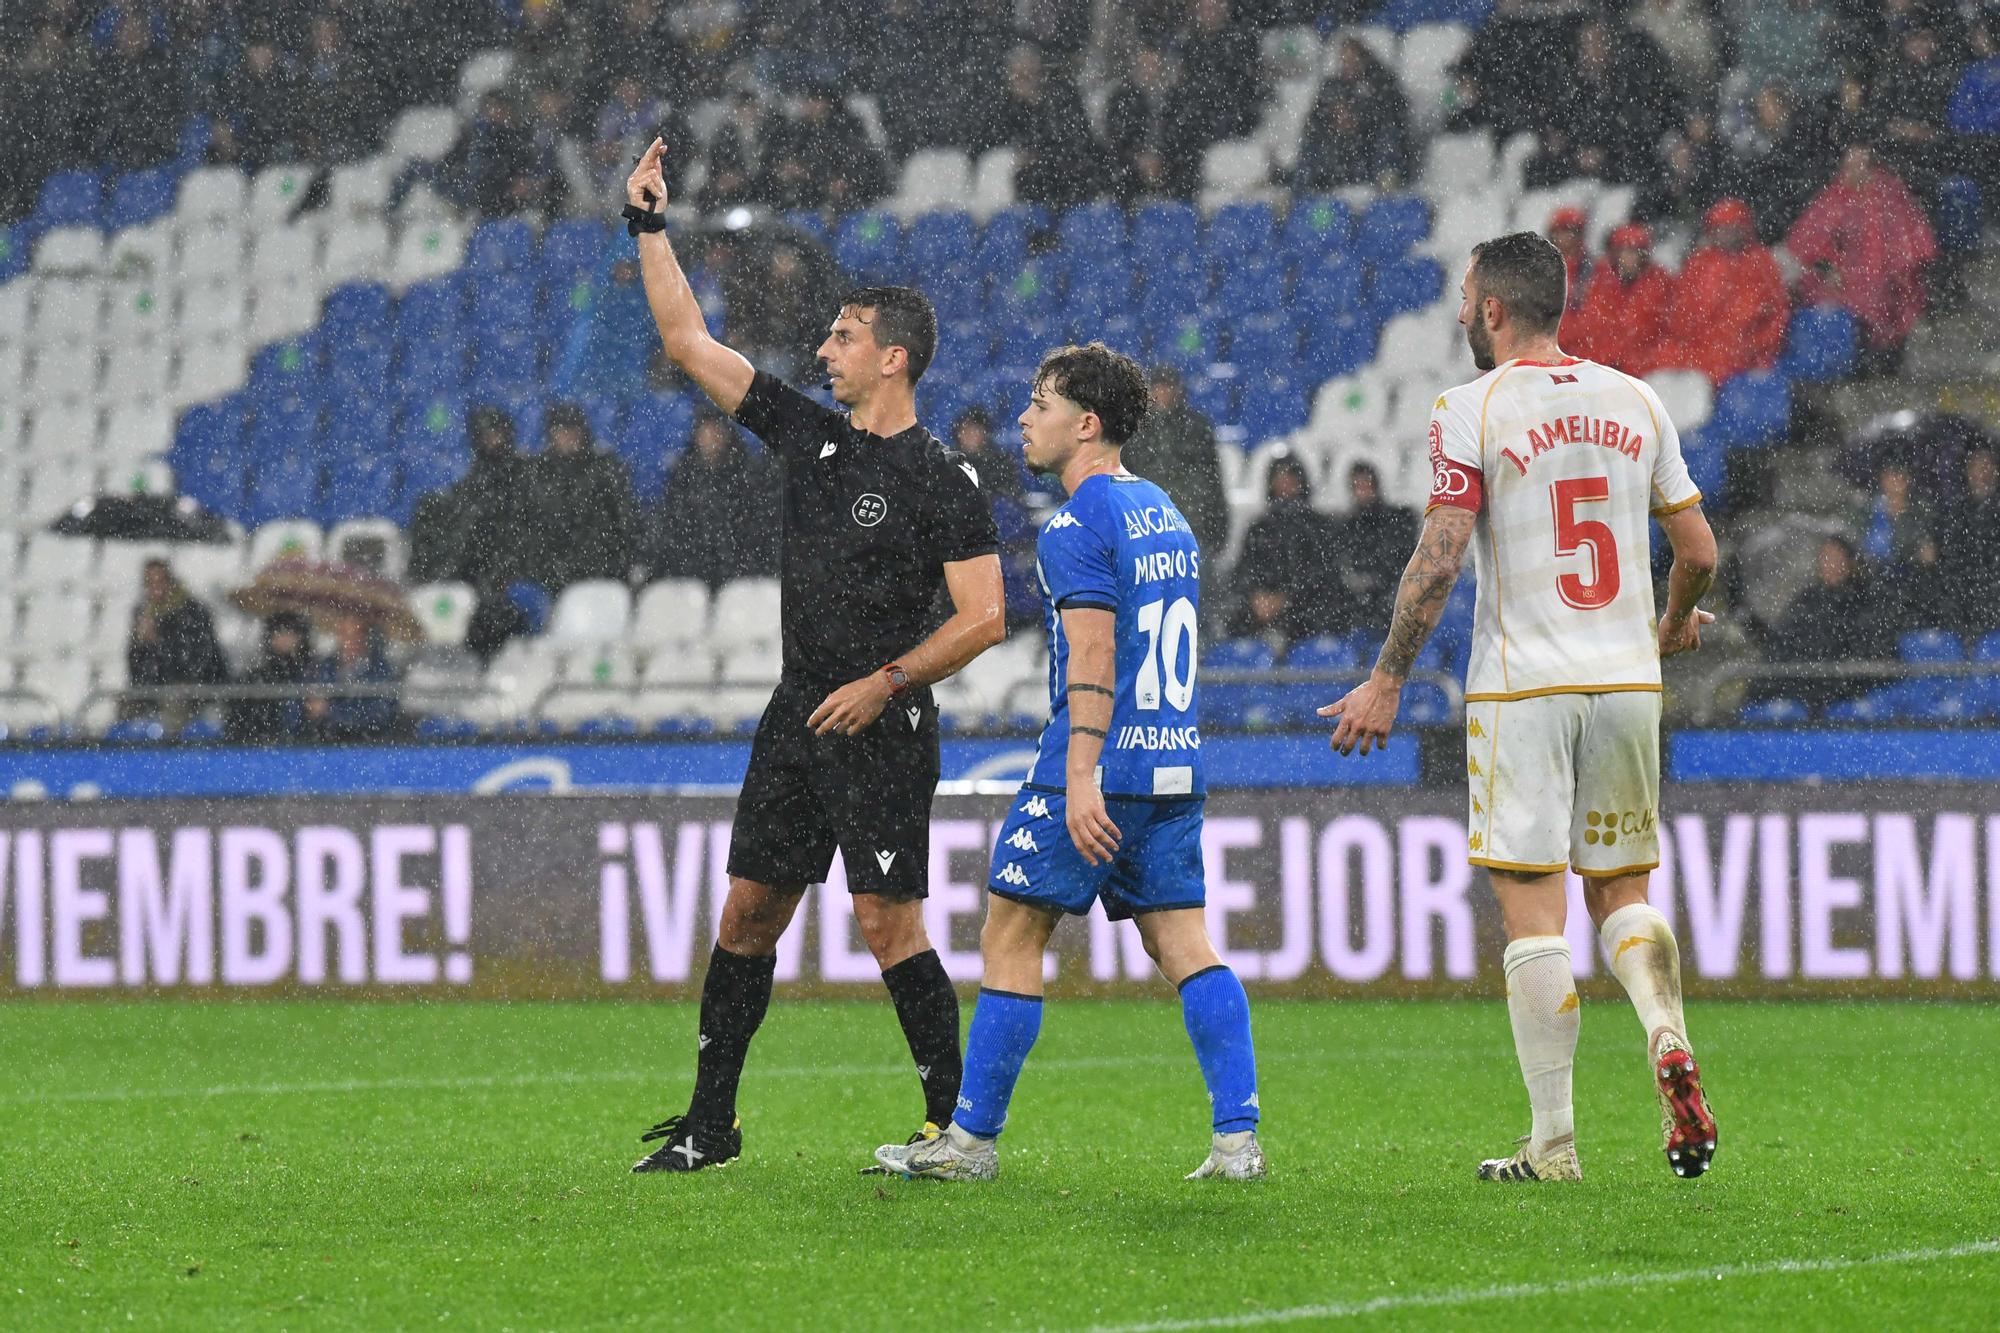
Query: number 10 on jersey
1135 596 1198 711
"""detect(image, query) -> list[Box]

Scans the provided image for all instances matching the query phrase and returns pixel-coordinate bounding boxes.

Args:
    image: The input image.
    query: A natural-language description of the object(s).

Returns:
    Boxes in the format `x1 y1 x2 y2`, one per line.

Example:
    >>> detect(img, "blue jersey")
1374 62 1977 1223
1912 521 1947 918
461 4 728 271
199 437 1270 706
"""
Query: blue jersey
1026 473 1204 800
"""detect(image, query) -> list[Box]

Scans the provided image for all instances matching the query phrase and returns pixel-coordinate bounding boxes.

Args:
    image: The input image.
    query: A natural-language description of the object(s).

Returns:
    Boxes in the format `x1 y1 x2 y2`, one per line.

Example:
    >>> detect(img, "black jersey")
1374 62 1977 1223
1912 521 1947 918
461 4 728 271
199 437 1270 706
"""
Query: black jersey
732 371 999 683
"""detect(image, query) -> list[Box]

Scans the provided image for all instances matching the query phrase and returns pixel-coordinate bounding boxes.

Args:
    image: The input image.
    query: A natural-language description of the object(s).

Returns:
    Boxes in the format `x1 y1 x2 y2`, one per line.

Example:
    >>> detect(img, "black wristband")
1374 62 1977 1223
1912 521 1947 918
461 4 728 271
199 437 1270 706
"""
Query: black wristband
622 203 666 236
1073 726 1108 739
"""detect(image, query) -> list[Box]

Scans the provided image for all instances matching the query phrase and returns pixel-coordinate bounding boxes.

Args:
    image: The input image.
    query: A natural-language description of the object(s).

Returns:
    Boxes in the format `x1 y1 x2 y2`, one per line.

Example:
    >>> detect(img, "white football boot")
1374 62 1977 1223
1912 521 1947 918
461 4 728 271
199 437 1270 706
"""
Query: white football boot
872 1123 998 1181
1477 1134 1582 1182
1186 1129 1267 1180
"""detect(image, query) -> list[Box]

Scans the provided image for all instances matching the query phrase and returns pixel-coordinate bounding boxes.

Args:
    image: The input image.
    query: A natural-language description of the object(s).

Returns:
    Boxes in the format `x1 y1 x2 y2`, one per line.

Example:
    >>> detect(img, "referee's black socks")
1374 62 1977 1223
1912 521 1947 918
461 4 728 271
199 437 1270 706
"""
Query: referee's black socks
882 949 963 1128
689 944 777 1127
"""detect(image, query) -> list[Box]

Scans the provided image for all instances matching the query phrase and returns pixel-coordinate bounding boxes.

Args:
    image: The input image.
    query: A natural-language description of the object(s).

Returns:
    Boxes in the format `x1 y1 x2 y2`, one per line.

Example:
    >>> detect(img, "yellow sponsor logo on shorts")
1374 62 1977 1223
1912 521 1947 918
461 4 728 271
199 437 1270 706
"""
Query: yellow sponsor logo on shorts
1583 808 1656 846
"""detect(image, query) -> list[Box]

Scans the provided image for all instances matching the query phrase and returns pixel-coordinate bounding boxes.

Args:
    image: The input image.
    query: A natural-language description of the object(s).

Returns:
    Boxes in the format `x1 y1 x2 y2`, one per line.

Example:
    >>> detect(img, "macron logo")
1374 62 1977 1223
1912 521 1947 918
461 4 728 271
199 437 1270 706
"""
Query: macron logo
819 441 838 459
875 850 898 874
1006 827 1039 853
996 863 1031 888
1019 796 1052 819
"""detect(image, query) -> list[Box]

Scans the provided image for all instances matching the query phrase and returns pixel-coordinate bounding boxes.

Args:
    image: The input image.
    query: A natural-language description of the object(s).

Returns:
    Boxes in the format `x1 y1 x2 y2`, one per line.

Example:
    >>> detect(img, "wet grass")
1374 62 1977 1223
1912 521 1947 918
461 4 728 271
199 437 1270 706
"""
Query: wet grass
3 998 1996 1329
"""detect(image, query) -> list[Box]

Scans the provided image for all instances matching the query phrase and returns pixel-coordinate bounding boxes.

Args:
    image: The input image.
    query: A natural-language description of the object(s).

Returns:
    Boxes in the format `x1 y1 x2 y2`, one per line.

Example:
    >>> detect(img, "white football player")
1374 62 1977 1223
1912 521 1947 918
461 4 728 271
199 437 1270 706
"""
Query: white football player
1323 232 1719 1183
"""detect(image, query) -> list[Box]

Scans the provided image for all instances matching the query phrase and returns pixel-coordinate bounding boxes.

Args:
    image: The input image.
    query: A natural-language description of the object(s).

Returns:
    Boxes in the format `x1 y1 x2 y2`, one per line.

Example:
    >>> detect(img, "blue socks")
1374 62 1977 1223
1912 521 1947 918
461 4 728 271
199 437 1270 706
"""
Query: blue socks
1179 965 1260 1133
953 988 1043 1139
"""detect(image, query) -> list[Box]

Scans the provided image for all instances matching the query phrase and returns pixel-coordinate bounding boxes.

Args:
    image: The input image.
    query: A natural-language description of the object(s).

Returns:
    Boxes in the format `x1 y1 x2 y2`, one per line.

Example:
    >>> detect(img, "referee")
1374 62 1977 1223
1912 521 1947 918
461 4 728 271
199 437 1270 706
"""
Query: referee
622 139 1005 1174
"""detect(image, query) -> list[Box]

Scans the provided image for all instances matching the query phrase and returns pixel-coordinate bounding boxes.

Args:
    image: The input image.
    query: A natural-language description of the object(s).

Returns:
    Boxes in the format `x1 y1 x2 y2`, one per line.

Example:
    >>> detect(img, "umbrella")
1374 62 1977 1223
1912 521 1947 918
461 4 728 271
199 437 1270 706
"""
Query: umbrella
48 493 233 544
230 557 425 643
1837 410 1998 495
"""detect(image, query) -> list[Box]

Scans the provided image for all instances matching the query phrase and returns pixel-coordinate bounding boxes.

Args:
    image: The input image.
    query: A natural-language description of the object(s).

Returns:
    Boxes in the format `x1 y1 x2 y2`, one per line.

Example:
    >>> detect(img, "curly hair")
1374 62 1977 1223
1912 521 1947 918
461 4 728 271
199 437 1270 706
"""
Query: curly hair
1032 342 1150 445
839 285 938 383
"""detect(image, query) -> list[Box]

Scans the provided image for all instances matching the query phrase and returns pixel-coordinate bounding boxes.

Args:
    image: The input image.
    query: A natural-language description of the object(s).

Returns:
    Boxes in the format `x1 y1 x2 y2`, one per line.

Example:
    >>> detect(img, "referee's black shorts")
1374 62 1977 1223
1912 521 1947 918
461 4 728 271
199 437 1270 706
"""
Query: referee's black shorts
726 675 940 900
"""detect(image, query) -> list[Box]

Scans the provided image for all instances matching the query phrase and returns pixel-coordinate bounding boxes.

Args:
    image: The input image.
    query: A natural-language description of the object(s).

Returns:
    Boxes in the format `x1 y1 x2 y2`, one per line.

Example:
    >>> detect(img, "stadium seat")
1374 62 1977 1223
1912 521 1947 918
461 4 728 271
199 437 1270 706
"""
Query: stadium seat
893 149 974 217
711 578 782 653
1899 629 1964 663
1133 201 1200 265
719 644 782 687
1824 694 1893 723
1355 195 1431 264
1370 256 1444 318
1781 305 1858 383
247 519 323 569
1200 139 1272 207
970 148 1018 218
112 168 178 225
1642 370 1713 433
34 278 105 345
176 166 249 223
1423 131 1497 193
408 582 477 647
631 579 711 652
321 453 401 525
546 580 632 645
1213 254 1286 316
36 170 104 229
1707 371 1791 448
468 218 535 274
1975 631 2000 663
1228 312 1300 373
1739 698 1809 724
832 212 904 284
1400 24 1474 129
1937 176 1982 253
387 105 460 164
1281 195 1355 262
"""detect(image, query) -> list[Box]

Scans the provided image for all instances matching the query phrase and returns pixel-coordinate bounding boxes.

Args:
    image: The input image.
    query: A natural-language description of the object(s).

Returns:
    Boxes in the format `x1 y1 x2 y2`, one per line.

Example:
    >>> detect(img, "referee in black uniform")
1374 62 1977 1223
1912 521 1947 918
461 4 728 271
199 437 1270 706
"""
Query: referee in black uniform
622 140 1005 1173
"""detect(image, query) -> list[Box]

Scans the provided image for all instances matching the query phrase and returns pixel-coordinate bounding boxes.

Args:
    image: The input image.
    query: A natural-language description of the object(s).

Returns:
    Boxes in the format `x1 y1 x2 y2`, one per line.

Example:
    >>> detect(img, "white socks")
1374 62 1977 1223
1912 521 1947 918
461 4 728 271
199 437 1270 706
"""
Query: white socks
1503 936 1579 1147
1598 903 1687 1053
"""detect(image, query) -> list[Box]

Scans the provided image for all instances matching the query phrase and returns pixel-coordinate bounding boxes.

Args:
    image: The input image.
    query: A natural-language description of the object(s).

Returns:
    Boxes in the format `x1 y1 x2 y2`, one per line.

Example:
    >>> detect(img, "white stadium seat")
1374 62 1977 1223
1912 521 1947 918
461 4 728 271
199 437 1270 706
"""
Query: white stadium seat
387 106 461 164
327 519 407 582
546 580 632 645
102 338 174 407
408 582 477 648
105 225 176 283
1375 311 1457 384
26 405 98 461
18 593 95 654
390 220 467 290
26 348 100 404
0 279 32 343
249 164 315 226
249 280 320 344
1644 370 1715 433
248 519 324 569
176 166 250 222
893 149 973 217
170 541 248 604
710 578 781 653
1260 77 1318 172
20 462 99 527
630 579 711 651
32 278 104 345
168 333 249 407
1338 24 1400 69
718 644 781 687
35 226 105 273
1423 131 1496 195
329 159 393 217
105 278 175 346
251 224 321 287
457 49 515 107
1200 139 1272 207
639 646 716 687
179 227 247 285
179 283 248 339
19 535 96 593
970 148 1017 220
1400 23 1473 130
322 219 390 287
104 402 176 463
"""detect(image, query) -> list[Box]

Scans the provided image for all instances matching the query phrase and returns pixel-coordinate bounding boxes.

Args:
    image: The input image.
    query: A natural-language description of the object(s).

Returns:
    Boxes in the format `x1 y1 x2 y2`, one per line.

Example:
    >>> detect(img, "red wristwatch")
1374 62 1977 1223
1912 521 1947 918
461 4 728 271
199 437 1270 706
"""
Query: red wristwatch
882 663 909 697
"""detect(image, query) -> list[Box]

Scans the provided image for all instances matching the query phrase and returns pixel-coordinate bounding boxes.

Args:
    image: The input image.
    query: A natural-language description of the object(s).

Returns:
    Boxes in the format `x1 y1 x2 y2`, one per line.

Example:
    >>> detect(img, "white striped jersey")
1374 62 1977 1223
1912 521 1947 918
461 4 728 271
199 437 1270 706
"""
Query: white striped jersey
1426 356 1700 702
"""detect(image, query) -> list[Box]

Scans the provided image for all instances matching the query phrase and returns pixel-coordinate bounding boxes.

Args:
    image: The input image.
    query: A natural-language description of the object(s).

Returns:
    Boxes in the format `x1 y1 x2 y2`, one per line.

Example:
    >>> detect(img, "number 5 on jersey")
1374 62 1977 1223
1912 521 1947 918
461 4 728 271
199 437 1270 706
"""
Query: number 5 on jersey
1550 476 1620 610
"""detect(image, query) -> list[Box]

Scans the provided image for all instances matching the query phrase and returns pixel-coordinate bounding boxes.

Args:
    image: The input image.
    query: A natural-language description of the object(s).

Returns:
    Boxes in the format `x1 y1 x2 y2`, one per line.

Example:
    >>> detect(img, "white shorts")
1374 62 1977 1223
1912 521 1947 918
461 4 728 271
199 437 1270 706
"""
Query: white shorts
1463 690 1662 878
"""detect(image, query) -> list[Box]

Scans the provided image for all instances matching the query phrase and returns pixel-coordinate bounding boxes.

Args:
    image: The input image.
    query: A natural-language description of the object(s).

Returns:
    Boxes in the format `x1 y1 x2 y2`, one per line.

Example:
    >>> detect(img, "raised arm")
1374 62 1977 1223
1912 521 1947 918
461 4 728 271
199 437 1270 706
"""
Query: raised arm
1656 502 1718 657
625 137 755 415
1320 505 1476 756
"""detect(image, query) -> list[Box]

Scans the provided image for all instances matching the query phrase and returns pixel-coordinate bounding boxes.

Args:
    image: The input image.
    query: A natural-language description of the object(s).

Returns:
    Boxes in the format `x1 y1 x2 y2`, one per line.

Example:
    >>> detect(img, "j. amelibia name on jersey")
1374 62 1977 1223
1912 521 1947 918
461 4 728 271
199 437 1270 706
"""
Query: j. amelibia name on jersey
1497 414 1645 477
1113 724 1202 751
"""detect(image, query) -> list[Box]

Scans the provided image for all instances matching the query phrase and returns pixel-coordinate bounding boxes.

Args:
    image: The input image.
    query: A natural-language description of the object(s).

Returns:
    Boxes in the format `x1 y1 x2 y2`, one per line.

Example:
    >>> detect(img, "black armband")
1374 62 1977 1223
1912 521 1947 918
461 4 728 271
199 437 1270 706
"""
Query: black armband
1073 726 1108 739
623 203 667 236
1067 683 1114 698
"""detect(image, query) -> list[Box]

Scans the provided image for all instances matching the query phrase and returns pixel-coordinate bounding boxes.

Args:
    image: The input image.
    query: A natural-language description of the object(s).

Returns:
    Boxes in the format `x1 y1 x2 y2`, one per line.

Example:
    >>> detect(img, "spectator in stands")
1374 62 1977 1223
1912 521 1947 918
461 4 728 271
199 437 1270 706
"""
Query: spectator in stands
525 403 638 592
586 0 694 97
986 42 1107 212
1951 11 2000 137
1524 19 1677 188
950 408 1026 504
715 238 837 384
1729 0 1841 107
703 86 772 210
1293 38 1411 192
211 32 303 172
1635 112 1726 227
1105 46 1206 202
590 71 691 206
93 10 184 170
125 559 229 726
408 406 536 662
1789 145 1939 368
1855 461 1942 626
1942 447 2000 634
868 0 1011 159
225 610 317 743
1637 198 1790 384
1725 80 1834 243
1125 368 1229 562
1542 206 1593 318
1446 0 1577 140
761 81 886 212
1175 0 1265 149
1228 454 1338 646
1328 463 1418 635
296 12 370 164
641 413 778 590
510 0 591 101
1631 0 1719 102
1870 18 1961 204
1763 534 1894 710
308 614 402 741
1564 223 1673 373
443 91 555 218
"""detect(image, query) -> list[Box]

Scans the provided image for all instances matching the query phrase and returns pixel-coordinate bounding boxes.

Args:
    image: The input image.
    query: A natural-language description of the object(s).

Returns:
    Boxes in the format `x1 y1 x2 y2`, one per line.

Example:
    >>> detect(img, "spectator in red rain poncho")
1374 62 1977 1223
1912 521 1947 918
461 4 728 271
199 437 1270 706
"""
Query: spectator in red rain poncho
1564 223 1674 373
1787 145 1938 361
1545 205 1591 317
1635 197 1790 384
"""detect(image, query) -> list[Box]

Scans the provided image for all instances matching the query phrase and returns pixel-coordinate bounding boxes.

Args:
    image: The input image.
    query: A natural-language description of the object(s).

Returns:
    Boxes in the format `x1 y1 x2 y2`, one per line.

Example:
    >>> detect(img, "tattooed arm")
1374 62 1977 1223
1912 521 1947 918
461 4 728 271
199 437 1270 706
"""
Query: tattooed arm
1319 507 1475 756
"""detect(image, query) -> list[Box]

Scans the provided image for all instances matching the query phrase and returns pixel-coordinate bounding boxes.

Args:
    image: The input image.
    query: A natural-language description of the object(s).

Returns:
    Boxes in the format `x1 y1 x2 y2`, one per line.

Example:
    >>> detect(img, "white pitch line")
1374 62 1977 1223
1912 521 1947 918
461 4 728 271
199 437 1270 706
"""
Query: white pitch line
2 1052 1193 1107
1069 1238 2000 1333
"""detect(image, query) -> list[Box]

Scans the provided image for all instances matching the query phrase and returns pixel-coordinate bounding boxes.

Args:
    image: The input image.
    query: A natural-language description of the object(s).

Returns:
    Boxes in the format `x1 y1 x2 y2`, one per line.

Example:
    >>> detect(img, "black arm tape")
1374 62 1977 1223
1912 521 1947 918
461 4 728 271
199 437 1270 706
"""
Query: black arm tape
623 203 667 236
1073 726 1108 739
1067 683 1114 698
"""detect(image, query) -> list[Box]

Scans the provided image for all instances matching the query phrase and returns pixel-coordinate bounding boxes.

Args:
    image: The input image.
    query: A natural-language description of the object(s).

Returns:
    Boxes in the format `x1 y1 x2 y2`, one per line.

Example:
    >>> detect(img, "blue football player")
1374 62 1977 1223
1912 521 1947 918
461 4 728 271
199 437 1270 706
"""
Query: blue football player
872 343 1264 1183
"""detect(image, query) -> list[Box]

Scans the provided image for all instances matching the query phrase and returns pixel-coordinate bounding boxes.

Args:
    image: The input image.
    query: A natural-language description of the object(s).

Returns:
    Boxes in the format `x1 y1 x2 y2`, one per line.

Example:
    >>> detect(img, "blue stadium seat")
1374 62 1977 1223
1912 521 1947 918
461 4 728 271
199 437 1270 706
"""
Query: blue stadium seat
1370 256 1445 318
1132 201 1199 264
36 170 103 228
468 218 536 274
509 581 552 635
174 410 249 517
976 206 1047 275
321 401 394 460
1738 698 1809 724
1938 177 1983 252
250 337 322 392
321 452 400 524
1281 195 1355 262
1138 258 1205 327
1377 0 1494 30
1150 315 1221 372
329 334 393 400
112 168 177 225
1680 427 1726 507
469 326 543 398
995 318 1057 374
1781 305 1857 382
416 716 482 740
575 716 640 738
1899 629 1964 663
1824 694 1893 723
0 225 25 282
1059 202 1127 258
992 257 1064 324
1402 681 1453 724
1976 631 2000 662
542 218 615 288
1237 377 1310 442
400 448 467 515
1301 310 1377 378
1708 371 1790 447
178 717 225 742
1905 691 1984 723
1295 256 1368 322
1205 202 1278 268
104 718 167 744
398 330 468 396
575 394 625 445
1227 313 1300 374
832 211 904 283
400 395 469 454
397 279 466 341
1288 635 1362 672
249 453 321 526
780 210 829 243
1203 639 1277 727
927 265 986 324
470 273 538 332
652 717 716 738
324 284 394 340
1354 195 1431 264
940 318 996 371
906 210 977 274
248 395 323 464
1213 254 1286 316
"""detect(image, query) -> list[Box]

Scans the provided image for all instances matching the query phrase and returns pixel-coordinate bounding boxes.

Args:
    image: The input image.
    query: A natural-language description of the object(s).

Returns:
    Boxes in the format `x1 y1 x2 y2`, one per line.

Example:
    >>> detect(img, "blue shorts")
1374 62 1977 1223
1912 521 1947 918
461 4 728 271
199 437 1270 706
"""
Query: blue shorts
987 788 1206 921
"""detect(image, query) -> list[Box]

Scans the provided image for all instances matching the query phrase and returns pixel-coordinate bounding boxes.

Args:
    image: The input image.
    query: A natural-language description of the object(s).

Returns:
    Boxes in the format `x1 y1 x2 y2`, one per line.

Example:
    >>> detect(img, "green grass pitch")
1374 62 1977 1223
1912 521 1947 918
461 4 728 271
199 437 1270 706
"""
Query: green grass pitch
5 998 1996 1330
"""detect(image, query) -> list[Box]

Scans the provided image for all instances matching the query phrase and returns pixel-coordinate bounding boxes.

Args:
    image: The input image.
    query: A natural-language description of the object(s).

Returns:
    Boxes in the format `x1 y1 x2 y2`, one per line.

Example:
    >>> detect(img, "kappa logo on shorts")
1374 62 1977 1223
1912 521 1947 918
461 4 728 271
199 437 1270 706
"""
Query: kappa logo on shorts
852 492 887 526
1019 795 1052 819
1005 827 1039 853
996 863 1031 888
